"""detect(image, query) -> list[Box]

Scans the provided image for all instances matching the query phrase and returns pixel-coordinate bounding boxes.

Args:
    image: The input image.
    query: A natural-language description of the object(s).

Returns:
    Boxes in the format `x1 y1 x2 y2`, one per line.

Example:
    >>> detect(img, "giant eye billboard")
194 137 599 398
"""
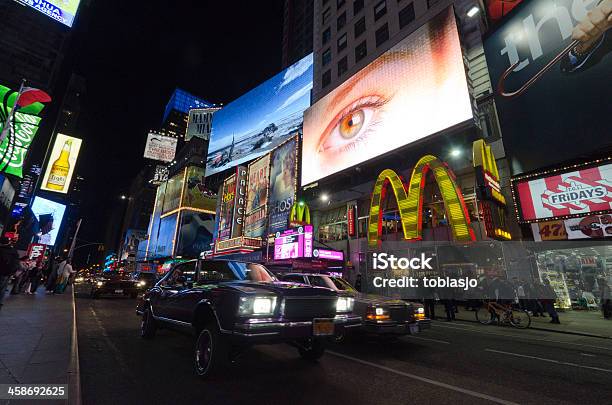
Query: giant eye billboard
206 53 313 176
301 7 473 185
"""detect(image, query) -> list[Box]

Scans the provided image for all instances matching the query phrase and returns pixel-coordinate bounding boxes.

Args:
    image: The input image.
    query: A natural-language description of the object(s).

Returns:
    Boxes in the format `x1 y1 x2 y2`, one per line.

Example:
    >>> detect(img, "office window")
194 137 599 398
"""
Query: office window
337 56 348 76
355 40 367 62
322 48 332 66
375 23 389 47
354 16 366 38
322 69 332 87
399 2 415 28
353 0 364 15
374 0 387 20
337 33 347 52
322 27 331 45
322 7 331 25
337 0 346 9
337 11 346 30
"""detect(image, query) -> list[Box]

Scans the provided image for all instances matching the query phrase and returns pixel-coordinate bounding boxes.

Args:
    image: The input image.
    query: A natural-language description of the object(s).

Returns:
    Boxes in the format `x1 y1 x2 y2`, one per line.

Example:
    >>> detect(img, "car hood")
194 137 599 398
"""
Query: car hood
345 291 409 306
220 280 337 297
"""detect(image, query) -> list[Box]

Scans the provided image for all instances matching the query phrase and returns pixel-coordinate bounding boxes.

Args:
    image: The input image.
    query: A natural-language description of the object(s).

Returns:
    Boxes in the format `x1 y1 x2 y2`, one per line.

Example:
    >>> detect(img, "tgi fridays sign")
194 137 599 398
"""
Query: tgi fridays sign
515 162 612 222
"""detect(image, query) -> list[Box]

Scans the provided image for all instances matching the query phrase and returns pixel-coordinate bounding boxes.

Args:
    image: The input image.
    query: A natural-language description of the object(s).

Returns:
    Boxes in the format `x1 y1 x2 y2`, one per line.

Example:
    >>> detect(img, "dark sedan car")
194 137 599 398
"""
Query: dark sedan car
74 271 146 298
137 259 361 378
279 273 430 338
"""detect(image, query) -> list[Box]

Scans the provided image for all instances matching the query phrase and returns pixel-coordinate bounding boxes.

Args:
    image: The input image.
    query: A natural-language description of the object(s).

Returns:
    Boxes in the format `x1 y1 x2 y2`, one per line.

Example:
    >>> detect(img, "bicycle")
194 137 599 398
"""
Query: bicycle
476 300 531 329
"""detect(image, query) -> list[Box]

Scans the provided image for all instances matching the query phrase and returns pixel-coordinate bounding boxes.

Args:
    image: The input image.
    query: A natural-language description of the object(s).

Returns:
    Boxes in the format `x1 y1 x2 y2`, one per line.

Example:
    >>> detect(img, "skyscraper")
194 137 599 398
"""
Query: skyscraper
281 0 314 68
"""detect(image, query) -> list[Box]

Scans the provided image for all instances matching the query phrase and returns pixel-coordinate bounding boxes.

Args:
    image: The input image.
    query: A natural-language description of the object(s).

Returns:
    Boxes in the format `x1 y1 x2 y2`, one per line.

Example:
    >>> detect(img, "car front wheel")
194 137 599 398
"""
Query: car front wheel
195 322 228 379
141 306 157 339
298 338 326 361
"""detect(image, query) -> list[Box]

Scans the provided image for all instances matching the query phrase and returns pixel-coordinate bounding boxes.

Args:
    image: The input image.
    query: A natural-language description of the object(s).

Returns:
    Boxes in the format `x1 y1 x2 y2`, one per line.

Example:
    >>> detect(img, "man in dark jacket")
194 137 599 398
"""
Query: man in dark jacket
0 236 19 308
541 279 561 324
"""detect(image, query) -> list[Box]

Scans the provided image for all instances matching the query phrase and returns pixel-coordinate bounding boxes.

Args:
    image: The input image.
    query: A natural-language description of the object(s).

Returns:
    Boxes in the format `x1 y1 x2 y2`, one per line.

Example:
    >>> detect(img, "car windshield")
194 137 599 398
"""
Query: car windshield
228 262 277 282
331 277 356 292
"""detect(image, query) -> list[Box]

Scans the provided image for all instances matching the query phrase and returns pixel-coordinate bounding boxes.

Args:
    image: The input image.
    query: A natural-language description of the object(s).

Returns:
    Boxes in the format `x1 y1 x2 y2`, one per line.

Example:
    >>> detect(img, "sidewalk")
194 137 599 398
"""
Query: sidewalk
0 285 80 404
434 304 612 339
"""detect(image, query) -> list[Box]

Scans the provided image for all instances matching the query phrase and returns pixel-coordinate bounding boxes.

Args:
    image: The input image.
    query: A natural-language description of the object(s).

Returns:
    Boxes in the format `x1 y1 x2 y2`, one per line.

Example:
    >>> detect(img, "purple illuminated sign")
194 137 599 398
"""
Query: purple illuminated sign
273 225 314 260
313 249 344 261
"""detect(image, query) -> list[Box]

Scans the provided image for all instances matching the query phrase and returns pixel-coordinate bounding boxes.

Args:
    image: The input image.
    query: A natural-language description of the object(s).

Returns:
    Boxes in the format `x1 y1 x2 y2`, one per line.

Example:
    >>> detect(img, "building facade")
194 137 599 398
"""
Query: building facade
282 0 315 68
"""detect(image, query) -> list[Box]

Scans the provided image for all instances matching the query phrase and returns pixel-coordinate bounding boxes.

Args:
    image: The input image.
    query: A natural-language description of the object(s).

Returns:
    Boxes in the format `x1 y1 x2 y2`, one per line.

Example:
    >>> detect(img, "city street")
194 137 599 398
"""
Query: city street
76 297 612 405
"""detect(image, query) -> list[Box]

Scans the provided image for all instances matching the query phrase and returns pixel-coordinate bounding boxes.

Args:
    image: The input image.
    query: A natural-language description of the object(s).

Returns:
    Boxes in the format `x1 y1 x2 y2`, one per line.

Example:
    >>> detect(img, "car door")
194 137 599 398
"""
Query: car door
161 261 197 322
153 264 185 319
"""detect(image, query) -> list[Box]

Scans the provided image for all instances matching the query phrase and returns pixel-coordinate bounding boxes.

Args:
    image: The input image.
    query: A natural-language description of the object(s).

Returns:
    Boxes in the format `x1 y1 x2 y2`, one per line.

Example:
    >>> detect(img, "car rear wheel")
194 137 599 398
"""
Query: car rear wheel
298 338 326 361
141 307 157 339
195 322 228 379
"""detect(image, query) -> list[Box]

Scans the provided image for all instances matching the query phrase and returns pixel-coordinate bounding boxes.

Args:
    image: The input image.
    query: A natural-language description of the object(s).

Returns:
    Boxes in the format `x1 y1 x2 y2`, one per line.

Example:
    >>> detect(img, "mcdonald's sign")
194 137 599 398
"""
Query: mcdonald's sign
289 202 311 227
368 155 475 247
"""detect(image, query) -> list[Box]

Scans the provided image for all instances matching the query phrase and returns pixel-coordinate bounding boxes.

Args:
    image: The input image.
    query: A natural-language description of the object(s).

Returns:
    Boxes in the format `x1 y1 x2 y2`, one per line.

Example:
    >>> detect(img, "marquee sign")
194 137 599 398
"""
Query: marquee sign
514 161 612 222
368 155 475 247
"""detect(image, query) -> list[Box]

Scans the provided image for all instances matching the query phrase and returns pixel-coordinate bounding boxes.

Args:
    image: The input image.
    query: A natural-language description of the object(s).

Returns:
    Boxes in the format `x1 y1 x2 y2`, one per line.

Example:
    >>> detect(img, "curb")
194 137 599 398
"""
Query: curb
437 316 612 340
68 286 82 405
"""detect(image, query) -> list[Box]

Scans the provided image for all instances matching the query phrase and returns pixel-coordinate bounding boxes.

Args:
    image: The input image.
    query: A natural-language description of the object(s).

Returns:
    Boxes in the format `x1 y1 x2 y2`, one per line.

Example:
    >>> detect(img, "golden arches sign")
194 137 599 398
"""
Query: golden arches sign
368 155 475 246
289 201 311 225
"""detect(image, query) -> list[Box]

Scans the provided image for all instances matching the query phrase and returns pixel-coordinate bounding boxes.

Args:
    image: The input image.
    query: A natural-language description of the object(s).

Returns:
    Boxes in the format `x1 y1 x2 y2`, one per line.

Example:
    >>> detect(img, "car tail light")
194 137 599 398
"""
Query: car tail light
366 306 390 321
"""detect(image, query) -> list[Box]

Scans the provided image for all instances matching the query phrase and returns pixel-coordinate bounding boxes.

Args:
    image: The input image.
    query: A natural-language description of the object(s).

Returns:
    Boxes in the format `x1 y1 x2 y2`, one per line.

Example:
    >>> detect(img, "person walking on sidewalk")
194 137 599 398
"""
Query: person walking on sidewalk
600 278 611 320
54 259 74 294
0 236 20 309
45 256 60 294
25 263 43 294
10 257 32 295
541 279 560 324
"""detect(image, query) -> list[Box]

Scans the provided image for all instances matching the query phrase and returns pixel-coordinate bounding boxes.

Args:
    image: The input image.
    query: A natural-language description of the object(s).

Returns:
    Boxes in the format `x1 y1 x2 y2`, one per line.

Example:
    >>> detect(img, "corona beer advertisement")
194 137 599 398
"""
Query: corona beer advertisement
0 85 46 178
40 134 82 194
301 7 472 185
16 0 81 27
268 136 297 234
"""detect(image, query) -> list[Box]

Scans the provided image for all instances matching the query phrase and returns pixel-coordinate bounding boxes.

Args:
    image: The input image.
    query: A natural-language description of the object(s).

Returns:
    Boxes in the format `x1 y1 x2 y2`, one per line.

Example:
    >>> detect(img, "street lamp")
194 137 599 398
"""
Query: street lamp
320 193 329 202
467 5 480 18
120 195 127 200
450 148 462 158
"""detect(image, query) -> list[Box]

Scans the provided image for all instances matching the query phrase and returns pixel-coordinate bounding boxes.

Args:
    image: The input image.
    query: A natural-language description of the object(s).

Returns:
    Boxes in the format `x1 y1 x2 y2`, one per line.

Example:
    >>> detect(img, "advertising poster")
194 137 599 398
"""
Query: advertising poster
268 136 297 234
218 174 236 241
206 53 312 176
484 0 612 175
516 162 612 222
152 165 168 184
161 172 184 214
182 166 216 212
0 85 45 178
155 214 177 258
121 229 147 260
31 196 66 246
176 211 215 257
143 133 178 163
564 214 612 239
146 183 166 258
231 166 248 238
15 0 81 27
40 134 83 194
246 154 270 214
301 7 472 185
0 174 15 223
186 108 220 141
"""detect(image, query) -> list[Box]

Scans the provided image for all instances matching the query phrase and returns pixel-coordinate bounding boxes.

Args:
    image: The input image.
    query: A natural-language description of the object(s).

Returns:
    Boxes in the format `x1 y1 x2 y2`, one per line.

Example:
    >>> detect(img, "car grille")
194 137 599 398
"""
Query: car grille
104 281 133 289
283 297 336 320
388 305 411 322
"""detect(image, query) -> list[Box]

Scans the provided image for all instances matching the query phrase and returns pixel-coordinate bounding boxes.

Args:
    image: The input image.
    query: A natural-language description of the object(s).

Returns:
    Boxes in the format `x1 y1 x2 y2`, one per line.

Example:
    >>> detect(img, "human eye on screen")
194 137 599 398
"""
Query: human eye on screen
317 95 388 154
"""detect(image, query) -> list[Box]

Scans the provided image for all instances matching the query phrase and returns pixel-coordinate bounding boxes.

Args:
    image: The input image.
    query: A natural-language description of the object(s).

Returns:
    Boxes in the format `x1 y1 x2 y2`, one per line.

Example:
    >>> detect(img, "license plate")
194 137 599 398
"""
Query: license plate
313 318 334 336
114 289 123 294
409 324 419 334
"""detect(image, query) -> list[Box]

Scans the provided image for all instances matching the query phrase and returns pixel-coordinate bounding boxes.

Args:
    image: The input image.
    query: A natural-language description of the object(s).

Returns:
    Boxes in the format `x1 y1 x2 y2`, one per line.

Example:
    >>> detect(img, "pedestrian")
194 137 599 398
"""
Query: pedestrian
424 284 436 320
45 256 60 294
10 257 31 295
0 236 20 309
54 259 75 294
541 279 560 324
600 279 611 320
531 281 546 317
354 274 362 292
25 263 43 294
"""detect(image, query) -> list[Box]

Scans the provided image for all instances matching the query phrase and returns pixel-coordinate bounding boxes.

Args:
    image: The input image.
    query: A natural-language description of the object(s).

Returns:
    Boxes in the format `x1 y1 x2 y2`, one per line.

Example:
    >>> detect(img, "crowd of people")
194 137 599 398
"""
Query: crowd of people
0 236 75 310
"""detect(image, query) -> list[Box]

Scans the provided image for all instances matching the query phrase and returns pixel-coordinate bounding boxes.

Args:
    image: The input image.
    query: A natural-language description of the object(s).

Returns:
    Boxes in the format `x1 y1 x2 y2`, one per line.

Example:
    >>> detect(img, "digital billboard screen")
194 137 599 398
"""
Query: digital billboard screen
268 136 298 234
301 7 472 185
484 0 612 175
273 225 313 260
244 154 270 238
206 53 312 176
31 196 66 246
176 211 215 257
16 0 81 28
40 134 82 194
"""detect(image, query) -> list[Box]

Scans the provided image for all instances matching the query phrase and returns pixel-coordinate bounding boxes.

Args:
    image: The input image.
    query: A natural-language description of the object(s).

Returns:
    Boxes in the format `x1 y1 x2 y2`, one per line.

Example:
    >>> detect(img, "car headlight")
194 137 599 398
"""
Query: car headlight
137 281 146 287
96 281 104 287
336 297 354 313
416 307 425 314
75 277 84 283
366 306 390 321
238 296 277 316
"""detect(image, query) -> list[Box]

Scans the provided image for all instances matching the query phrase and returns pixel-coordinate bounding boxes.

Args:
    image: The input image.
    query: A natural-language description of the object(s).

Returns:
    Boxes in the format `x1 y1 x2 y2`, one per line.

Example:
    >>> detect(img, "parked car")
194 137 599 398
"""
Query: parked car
279 273 430 338
74 270 145 298
137 259 361 379
131 271 158 290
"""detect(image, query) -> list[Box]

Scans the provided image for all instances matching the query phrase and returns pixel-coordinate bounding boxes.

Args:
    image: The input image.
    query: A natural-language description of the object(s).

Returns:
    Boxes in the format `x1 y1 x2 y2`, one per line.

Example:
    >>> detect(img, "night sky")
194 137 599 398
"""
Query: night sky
72 1 285 246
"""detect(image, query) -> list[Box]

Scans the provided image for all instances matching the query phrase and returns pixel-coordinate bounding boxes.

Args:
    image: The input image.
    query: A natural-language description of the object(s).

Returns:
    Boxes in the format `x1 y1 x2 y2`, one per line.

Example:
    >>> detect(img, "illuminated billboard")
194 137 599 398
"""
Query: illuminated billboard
176 211 215 257
182 166 216 212
268 136 298 234
40 134 82 194
244 154 270 238
206 53 312 176
273 226 313 260
0 85 46 178
301 7 472 185
31 196 66 246
143 132 178 163
16 0 81 28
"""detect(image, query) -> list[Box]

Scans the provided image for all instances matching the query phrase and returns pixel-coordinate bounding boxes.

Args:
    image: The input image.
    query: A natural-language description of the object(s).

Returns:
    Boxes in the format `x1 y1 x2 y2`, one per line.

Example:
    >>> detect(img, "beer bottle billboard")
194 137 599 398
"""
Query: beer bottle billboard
41 134 83 194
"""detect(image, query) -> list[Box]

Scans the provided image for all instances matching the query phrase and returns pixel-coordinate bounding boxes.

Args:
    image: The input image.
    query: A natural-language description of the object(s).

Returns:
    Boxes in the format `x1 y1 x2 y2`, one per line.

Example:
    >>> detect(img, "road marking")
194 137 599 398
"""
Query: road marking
406 335 450 344
580 353 596 357
484 349 612 373
433 323 612 352
328 351 519 405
